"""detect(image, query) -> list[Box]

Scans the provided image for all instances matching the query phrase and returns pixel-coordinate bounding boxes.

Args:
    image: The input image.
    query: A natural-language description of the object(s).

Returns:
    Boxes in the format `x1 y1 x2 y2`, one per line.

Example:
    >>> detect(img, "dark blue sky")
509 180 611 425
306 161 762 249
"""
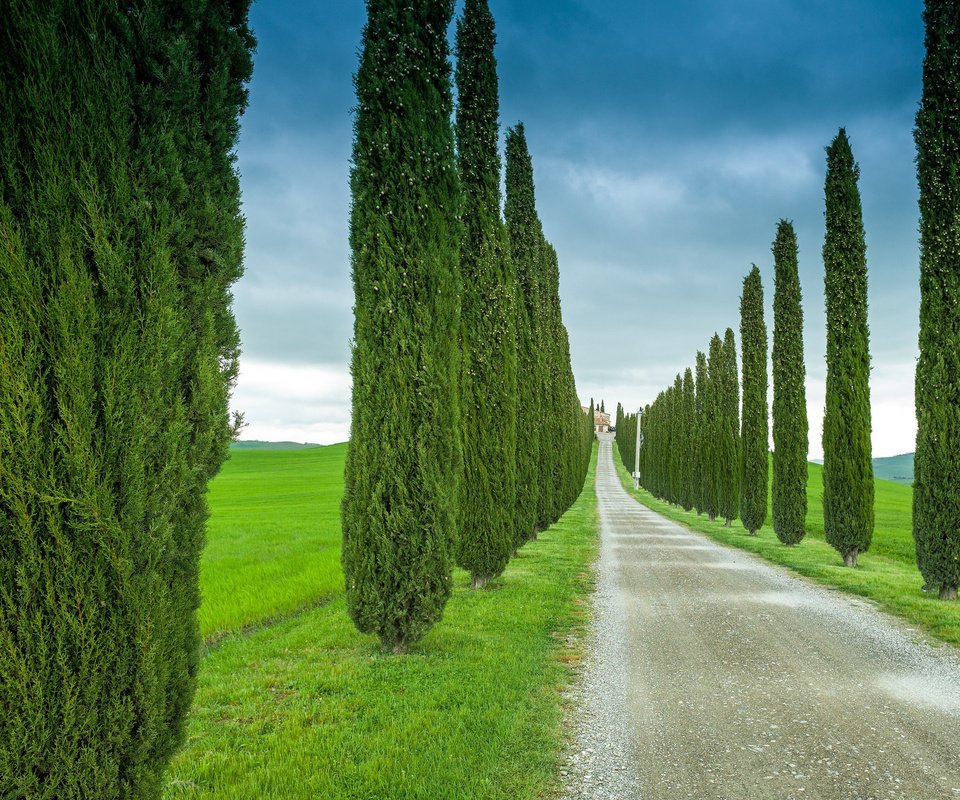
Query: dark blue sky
233 0 924 456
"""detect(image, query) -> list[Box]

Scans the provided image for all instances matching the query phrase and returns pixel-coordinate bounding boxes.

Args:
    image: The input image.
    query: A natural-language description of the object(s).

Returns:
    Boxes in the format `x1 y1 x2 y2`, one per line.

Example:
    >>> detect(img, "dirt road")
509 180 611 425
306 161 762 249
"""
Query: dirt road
563 435 960 800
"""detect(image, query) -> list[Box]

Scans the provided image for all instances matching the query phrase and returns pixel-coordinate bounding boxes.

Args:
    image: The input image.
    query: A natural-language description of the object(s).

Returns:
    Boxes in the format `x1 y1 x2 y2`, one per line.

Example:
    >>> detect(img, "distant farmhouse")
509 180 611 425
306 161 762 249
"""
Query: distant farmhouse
583 406 611 433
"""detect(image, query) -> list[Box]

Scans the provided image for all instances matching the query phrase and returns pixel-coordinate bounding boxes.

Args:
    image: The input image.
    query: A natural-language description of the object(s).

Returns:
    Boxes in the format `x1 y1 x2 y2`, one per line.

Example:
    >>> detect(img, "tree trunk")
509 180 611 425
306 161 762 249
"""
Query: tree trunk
940 585 958 601
724 519 732 528
708 513 716 522
471 574 489 590
844 549 859 568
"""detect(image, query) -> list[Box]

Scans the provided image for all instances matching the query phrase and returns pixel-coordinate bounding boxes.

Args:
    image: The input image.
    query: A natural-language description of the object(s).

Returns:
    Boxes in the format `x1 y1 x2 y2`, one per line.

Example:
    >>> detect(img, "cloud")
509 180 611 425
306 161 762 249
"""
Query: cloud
232 360 351 444
555 162 687 220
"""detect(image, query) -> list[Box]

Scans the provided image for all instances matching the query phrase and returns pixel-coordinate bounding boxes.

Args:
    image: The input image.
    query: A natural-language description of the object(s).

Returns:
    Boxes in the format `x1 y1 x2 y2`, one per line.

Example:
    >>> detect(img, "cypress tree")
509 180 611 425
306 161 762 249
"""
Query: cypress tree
506 123 544 545
669 376 683 504
914 0 960 600
694 350 709 515
454 0 516 589
772 220 809 545
681 368 696 511
0 1 253 795
615 401 624 459
739 265 770 535
704 334 724 521
615 402 632 472
822 129 874 568
342 0 463 653
541 240 570 522
718 328 741 526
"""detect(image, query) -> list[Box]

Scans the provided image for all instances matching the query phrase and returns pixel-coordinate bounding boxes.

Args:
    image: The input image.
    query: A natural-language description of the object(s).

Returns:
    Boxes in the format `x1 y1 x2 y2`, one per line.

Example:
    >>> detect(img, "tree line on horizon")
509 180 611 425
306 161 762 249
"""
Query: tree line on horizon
341 0 593 656
617 0 960 603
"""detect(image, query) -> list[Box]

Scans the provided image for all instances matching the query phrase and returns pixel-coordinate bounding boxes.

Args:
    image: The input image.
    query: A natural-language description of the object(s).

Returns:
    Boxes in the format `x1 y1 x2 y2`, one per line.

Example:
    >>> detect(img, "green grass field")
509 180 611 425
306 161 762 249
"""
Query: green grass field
199 446 347 640
164 444 598 799
613 451 960 647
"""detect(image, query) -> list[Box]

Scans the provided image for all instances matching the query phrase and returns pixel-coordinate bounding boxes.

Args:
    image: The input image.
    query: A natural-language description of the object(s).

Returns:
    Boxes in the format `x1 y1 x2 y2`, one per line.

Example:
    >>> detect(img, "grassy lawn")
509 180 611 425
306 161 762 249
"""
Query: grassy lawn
165 443 598 799
199 445 348 639
612 450 960 647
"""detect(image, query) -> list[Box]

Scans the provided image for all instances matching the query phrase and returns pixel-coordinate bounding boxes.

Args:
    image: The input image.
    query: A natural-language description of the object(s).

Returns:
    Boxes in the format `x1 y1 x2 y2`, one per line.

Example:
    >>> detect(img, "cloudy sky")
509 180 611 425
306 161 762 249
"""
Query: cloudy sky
232 0 923 458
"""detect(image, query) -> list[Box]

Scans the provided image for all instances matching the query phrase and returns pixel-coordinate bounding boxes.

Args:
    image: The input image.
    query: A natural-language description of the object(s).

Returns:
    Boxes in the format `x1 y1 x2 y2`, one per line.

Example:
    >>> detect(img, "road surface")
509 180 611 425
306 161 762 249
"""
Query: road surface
563 434 960 800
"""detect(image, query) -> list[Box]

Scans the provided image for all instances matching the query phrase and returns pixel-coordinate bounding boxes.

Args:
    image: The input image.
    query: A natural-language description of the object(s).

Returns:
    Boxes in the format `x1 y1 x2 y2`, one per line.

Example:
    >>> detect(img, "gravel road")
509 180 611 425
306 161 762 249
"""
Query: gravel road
562 434 960 800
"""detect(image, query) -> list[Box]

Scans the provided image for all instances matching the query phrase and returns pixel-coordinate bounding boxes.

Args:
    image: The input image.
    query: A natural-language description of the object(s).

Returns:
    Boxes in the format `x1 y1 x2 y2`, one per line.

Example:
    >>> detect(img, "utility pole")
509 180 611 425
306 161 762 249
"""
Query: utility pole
634 409 642 490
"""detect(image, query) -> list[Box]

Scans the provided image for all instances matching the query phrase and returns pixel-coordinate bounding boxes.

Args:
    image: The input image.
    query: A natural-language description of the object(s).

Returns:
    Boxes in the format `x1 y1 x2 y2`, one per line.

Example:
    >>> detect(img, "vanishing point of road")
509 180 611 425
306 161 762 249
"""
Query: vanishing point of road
563 434 960 800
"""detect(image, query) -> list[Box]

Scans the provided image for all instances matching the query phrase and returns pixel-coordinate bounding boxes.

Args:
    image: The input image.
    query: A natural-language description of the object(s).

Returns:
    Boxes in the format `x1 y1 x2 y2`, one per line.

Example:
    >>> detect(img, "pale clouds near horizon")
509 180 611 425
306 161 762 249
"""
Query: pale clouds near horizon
231 0 924 458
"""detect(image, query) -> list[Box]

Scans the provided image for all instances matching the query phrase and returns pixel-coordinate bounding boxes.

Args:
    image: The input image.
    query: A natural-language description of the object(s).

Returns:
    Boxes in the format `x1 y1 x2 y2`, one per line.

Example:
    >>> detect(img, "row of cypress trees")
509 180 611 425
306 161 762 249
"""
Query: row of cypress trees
618 325 746 527
0 2 255 797
618 0 960 599
615 128 879 564
342 0 592 655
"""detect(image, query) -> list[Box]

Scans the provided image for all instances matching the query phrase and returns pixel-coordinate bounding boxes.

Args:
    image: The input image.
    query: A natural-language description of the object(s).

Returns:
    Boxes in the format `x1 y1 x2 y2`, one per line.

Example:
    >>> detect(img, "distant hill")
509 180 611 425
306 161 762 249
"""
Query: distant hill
231 440 322 450
808 453 913 484
872 453 913 485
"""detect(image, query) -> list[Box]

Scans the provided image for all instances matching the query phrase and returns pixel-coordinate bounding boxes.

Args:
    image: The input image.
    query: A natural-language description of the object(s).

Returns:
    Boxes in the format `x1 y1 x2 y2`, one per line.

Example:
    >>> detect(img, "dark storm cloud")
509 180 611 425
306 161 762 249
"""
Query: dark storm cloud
233 0 925 453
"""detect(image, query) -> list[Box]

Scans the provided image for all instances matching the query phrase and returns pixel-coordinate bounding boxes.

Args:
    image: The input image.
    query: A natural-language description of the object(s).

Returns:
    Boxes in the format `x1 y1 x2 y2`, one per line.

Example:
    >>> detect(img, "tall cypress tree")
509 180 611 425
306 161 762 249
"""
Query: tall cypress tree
506 123 544 545
822 129 874 568
772 220 809 546
0 1 253 795
739 265 770 535
639 404 650 489
342 0 462 653
681 368 696 511
915 0 960 600
718 328 741 526
669 375 684 504
694 350 709 515
705 334 724 521
541 240 569 522
454 0 516 589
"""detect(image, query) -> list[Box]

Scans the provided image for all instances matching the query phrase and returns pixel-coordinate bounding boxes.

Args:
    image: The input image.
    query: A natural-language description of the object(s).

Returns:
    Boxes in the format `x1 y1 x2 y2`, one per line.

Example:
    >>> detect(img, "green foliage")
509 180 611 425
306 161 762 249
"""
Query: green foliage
680 369 696 511
740 266 769 534
914 0 960 599
615 402 638 479
772 220 809 545
717 328 741 524
503 125 586 538
704 334 725 520
505 124 544 547
455 0 517 587
342 0 463 652
693 351 709 515
541 242 575 523
822 129 874 567
668 376 683 504
0 2 253 797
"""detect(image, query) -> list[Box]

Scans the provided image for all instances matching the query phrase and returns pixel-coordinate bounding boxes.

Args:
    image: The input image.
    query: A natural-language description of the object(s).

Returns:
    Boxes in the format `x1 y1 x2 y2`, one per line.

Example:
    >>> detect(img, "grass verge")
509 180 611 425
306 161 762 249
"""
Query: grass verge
611 450 960 647
164 444 599 799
